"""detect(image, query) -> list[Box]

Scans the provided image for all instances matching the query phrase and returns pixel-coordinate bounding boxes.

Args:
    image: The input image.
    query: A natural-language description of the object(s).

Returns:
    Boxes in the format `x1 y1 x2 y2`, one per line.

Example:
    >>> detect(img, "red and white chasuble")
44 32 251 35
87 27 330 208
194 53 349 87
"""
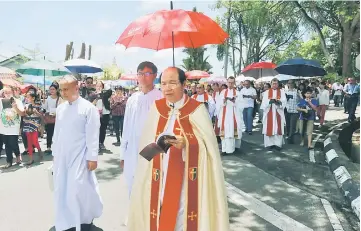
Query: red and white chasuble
127 96 229 231
260 88 287 147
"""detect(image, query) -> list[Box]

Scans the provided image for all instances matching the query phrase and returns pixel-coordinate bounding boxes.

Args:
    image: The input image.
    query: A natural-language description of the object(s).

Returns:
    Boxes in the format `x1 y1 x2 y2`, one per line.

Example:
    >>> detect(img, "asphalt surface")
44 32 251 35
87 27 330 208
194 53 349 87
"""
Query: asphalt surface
0 105 359 231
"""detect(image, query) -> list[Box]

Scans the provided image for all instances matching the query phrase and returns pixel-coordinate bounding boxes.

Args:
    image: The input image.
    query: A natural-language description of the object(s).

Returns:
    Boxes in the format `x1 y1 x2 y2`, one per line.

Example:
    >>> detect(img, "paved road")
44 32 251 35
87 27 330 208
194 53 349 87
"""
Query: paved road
0 105 359 230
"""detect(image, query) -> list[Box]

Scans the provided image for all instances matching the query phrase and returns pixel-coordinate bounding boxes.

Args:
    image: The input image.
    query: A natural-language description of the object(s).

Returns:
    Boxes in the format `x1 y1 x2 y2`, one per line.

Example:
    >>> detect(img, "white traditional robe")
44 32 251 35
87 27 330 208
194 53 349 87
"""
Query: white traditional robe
52 97 103 231
216 88 243 154
192 93 216 118
260 89 287 147
120 88 162 197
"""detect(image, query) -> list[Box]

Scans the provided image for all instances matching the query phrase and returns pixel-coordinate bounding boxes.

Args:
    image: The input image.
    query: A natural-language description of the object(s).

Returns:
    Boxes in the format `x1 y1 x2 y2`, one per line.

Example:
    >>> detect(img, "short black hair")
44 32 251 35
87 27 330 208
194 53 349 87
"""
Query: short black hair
85 76 93 81
137 61 157 74
271 78 279 83
305 87 313 93
0 80 3 90
228 76 235 80
159 67 187 84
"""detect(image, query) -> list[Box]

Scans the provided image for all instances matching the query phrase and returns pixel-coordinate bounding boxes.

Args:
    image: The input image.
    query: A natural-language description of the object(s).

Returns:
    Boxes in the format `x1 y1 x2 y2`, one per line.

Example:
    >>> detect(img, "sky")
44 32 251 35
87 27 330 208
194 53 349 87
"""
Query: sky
0 0 233 77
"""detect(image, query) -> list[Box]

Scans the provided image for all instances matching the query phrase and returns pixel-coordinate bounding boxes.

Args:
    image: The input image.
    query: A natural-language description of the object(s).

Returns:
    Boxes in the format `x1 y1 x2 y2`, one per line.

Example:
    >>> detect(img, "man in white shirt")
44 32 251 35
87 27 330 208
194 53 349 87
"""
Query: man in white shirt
120 61 163 199
239 80 257 135
192 84 215 118
285 81 299 143
332 82 343 107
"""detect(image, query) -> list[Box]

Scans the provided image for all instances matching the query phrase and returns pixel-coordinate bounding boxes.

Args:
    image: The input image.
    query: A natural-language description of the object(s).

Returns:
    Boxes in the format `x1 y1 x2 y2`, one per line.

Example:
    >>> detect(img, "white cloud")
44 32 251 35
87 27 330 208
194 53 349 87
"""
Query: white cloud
96 19 117 30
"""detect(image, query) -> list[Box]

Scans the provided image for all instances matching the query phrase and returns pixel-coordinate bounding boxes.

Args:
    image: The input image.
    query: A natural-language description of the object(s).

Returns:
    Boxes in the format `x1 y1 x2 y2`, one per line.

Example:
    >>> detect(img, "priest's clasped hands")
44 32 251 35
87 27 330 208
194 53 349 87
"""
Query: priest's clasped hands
269 99 282 106
167 135 186 149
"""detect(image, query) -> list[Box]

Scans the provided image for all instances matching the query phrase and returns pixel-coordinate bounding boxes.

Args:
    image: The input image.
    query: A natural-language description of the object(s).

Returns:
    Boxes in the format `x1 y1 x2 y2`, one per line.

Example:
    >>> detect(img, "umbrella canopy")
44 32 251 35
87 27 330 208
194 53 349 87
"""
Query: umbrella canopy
0 67 19 79
236 75 256 82
241 62 278 79
116 9 228 65
1 78 21 88
120 73 138 81
64 59 103 74
16 60 70 77
23 75 53 86
185 70 210 80
275 58 326 77
204 75 227 84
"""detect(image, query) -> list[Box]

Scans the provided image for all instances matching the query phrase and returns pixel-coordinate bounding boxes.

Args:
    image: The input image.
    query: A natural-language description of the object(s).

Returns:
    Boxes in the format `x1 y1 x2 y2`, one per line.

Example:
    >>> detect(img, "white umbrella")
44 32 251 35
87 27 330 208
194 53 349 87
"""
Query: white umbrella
236 75 256 82
205 76 227 84
0 66 19 79
64 59 103 74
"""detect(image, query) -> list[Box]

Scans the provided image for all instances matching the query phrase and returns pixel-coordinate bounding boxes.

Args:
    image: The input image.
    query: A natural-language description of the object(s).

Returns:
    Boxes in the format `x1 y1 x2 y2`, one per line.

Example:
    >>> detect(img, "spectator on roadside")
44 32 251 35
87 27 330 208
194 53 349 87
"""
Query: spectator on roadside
333 82 343 107
285 81 299 143
317 81 330 126
297 87 319 149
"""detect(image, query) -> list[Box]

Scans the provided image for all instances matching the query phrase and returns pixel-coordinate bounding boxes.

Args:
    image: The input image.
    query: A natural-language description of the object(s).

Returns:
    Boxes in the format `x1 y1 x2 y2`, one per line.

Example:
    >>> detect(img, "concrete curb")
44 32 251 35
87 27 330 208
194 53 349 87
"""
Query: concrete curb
323 126 360 220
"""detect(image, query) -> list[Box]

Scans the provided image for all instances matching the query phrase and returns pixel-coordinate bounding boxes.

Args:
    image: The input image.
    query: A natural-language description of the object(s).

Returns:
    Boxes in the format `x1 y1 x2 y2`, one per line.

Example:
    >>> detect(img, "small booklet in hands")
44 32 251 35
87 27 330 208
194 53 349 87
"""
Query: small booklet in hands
139 133 177 161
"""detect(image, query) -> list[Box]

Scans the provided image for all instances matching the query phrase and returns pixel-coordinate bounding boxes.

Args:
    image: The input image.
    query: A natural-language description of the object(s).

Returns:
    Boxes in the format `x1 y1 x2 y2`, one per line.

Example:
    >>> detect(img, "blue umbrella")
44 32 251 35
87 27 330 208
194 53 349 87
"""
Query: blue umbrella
63 59 103 74
23 75 53 86
275 58 326 77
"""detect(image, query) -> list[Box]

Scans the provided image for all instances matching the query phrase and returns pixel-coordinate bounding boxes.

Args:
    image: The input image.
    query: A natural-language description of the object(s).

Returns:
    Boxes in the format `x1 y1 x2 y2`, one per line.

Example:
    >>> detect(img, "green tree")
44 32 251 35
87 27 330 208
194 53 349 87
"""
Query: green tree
181 7 213 73
213 1 300 75
294 1 360 77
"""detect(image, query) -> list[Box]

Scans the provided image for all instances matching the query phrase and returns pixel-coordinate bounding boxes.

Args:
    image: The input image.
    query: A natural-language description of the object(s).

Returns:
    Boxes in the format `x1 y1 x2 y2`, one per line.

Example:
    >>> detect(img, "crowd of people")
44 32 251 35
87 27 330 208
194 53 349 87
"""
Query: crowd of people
0 61 359 231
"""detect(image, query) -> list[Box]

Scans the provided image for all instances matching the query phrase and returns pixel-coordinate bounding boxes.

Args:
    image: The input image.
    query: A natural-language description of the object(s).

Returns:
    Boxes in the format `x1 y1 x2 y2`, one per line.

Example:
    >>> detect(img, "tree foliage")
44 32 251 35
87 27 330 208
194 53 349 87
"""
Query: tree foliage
294 1 360 77
181 7 213 73
213 1 300 75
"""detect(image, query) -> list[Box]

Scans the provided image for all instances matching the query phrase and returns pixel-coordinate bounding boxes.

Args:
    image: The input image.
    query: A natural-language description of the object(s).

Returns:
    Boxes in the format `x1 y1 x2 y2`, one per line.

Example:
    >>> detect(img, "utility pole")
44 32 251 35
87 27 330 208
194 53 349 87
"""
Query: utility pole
19 44 45 60
223 1 231 79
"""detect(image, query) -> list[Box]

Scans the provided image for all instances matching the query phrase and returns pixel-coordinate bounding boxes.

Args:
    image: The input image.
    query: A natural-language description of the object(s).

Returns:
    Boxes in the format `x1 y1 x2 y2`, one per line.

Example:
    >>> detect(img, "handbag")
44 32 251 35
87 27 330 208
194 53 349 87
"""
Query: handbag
44 97 59 124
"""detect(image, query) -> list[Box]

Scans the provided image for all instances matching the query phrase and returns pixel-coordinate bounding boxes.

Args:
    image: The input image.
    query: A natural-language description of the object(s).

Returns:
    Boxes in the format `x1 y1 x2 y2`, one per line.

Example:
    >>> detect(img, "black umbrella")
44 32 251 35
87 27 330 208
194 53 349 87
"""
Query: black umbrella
275 58 326 77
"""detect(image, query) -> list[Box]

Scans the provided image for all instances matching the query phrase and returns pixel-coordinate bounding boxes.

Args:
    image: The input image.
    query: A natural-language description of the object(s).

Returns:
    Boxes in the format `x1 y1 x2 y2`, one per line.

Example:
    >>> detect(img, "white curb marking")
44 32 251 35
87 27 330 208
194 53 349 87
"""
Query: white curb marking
325 149 338 163
320 198 344 231
309 149 316 163
351 196 360 219
333 166 352 188
324 137 332 147
225 182 313 231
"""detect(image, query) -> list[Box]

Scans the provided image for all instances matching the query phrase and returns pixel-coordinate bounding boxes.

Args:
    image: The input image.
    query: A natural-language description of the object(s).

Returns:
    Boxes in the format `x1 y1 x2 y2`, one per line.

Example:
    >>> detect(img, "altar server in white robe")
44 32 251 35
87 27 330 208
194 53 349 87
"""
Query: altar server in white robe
216 76 243 154
260 78 287 150
192 84 215 118
120 61 162 198
52 75 102 231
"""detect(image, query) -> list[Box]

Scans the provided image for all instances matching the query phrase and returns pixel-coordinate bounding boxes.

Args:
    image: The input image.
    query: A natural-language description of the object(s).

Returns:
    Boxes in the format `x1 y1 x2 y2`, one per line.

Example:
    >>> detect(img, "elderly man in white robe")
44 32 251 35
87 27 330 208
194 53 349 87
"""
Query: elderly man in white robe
216 76 243 155
260 78 287 151
52 75 102 231
191 84 216 118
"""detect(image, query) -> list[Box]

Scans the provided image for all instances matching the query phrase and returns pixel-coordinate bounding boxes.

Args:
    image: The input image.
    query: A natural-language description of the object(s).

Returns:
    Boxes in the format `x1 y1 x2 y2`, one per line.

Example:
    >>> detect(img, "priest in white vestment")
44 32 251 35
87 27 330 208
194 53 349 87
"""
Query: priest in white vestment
191 84 215 118
52 75 102 231
260 78 287 150
216 76 243 154
120 61 162 198
128 67 229 231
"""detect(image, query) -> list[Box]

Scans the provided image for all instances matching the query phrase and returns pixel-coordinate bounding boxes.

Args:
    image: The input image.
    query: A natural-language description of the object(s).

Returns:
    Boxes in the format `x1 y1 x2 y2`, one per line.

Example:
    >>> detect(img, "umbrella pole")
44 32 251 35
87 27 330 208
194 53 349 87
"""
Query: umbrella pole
170 1 175 67
43 56 46 102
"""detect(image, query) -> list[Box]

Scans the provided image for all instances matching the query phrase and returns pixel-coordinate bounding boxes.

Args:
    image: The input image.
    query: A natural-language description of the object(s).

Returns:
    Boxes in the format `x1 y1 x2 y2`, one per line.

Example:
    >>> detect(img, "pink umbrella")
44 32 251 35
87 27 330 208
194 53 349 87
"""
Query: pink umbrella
119 73 138 81
185 70 210 80
0 66 19 79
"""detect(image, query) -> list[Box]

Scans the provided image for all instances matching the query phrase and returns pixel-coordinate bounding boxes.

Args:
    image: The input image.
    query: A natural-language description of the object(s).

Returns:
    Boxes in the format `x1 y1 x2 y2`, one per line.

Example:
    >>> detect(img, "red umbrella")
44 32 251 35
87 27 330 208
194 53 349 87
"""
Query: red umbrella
241 62 278 79
119 73 138 81
116 7 228 66
185 70 210 80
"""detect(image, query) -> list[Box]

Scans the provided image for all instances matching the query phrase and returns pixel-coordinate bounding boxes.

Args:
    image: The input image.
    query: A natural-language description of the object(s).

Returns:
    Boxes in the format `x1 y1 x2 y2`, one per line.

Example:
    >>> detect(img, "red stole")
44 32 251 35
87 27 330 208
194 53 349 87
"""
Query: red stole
192 93 209 102
220 89 238 138
266 89 282 136
150 96 201 231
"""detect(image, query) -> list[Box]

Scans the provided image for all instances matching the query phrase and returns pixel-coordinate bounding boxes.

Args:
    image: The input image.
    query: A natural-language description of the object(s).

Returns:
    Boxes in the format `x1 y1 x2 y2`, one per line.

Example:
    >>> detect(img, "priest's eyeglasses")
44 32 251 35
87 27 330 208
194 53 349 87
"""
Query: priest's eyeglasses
137 72 155 77
161 81 180 89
